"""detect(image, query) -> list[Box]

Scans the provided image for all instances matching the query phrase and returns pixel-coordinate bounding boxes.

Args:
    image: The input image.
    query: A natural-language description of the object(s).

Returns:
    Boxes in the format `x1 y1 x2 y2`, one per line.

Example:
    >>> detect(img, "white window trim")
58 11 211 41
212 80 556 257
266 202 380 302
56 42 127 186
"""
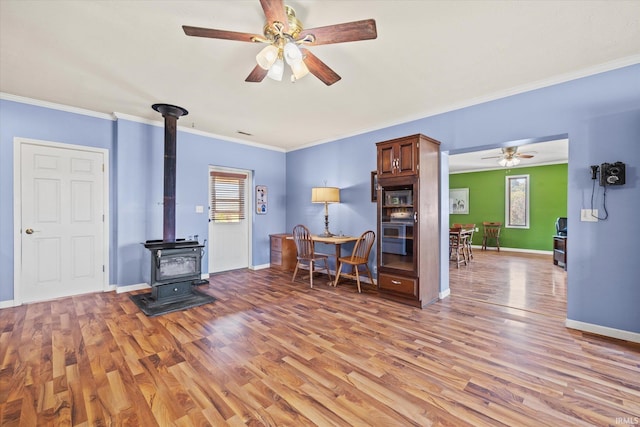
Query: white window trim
505 174 530 229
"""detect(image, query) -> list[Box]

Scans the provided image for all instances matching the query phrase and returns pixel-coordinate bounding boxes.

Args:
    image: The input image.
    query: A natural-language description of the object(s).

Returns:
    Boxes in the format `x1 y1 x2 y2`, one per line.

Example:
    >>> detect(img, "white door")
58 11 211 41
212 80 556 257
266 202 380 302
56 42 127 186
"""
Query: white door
208 168 250 273
17 140 107 303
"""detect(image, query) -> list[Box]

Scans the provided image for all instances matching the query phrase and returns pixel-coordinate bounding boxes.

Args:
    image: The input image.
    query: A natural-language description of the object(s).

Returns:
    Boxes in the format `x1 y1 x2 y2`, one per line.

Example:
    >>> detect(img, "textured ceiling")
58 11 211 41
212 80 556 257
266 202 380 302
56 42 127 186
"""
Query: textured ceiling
1 1 639 152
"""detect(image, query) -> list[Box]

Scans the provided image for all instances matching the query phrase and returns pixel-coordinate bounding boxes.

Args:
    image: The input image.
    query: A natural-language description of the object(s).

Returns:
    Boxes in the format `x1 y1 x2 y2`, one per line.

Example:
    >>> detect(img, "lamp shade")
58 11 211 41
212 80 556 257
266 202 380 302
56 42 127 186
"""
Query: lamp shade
283 41 303 65
256 45 279 70
267 58 284 81
291 60 310 81
312 187 340 203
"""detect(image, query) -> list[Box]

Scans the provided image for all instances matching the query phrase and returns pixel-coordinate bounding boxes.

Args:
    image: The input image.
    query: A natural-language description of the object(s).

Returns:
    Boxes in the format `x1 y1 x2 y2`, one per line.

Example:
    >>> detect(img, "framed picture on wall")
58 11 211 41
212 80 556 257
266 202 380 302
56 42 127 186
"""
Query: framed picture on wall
371 171 378 202
256 185 267 214
450 188 469 214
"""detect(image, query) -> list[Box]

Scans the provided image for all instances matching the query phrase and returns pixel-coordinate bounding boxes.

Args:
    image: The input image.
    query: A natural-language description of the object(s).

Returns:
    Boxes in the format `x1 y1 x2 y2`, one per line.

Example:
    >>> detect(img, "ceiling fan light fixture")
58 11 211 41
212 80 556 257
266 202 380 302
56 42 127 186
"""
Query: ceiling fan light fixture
183 1 377 86
498 157 520 167
256 44 279 70
267 58 285 81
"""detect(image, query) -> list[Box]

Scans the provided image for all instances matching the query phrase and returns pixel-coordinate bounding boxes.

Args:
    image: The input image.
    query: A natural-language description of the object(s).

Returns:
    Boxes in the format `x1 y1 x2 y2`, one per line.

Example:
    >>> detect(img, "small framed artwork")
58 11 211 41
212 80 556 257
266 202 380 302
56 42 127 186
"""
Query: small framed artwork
371 171 378 202
256 185 267 214
449 188 469 214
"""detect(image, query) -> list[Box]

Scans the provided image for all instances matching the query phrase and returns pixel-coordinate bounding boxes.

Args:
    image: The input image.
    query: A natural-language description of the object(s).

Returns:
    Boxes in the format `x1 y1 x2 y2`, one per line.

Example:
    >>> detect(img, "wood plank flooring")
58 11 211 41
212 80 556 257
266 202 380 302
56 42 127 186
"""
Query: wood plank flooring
1 251 639 426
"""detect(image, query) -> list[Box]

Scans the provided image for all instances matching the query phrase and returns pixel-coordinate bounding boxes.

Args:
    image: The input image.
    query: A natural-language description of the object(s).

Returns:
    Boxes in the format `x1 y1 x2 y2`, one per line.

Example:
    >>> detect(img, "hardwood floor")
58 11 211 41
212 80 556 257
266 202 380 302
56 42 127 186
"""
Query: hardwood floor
1 251 639 426
449 249 567 318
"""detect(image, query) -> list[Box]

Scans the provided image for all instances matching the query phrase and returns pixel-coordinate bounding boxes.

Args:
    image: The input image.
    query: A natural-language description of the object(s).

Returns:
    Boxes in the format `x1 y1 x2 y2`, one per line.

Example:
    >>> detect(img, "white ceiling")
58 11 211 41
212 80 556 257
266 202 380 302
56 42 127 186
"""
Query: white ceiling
448 139 568 173
1 1 639 152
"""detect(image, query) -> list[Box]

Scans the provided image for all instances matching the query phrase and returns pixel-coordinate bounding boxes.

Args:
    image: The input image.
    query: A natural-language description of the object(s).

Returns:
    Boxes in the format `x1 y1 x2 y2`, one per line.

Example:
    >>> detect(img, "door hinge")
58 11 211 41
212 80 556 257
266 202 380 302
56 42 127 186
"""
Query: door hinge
102 265 105 272
102 163 104 172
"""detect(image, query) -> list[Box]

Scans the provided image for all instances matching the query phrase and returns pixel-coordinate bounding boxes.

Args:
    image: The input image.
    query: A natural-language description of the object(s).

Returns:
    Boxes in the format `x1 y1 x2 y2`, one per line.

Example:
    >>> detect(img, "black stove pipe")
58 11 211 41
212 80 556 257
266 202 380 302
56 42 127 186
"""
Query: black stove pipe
152 103 188 242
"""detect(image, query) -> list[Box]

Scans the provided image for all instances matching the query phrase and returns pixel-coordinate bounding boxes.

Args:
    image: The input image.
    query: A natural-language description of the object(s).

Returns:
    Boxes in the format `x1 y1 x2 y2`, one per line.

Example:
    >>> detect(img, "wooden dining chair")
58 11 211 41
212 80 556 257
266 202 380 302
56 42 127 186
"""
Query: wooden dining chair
452 223 475 259
334 230 376 293
291 224 332 288
449 227 468 268
462 223 475 259
482 222 502 251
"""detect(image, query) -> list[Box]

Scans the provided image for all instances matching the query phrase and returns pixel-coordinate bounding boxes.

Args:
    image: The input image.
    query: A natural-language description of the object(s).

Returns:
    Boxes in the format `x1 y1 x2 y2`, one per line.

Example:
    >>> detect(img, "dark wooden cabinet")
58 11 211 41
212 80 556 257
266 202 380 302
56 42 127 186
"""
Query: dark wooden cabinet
270 234 296 271
553 236 567 270
376 134 441 308
377 135 420 178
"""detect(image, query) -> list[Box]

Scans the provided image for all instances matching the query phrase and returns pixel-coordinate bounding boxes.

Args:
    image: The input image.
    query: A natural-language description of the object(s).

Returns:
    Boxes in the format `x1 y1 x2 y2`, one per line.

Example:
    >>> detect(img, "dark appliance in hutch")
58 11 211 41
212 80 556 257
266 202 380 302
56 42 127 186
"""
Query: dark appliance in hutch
376 134 441 308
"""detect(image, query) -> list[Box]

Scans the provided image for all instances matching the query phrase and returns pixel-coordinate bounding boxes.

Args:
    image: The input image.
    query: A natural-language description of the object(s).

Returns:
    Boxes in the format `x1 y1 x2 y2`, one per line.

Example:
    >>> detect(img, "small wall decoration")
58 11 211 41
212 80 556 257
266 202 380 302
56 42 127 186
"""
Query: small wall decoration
256 185 268 214
450 188 469 214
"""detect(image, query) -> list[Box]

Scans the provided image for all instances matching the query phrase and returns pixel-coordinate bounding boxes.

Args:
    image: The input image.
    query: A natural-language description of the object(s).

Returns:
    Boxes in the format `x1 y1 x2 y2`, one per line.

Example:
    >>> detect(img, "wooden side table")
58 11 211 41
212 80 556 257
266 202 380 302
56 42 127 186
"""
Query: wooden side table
270 234 296 271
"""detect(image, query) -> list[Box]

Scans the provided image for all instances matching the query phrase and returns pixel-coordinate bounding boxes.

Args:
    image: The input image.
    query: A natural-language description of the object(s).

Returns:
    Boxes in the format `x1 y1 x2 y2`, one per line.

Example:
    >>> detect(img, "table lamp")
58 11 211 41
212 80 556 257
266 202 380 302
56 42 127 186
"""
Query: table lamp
312 187 340 237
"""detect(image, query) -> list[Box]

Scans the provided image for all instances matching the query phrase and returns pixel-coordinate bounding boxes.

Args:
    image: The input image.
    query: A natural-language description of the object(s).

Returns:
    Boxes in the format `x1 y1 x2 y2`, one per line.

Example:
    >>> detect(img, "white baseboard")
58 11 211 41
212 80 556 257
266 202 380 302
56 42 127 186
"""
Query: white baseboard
0 299 17 309
565 319 640 344
439 288 451 299
115 283 150 294
472 245 552 255
252 264 271 270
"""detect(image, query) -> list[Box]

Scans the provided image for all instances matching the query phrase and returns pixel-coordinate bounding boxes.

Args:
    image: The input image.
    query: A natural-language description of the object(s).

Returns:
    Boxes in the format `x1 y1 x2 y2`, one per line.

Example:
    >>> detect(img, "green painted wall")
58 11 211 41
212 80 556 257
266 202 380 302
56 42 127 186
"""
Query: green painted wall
449 163 568 251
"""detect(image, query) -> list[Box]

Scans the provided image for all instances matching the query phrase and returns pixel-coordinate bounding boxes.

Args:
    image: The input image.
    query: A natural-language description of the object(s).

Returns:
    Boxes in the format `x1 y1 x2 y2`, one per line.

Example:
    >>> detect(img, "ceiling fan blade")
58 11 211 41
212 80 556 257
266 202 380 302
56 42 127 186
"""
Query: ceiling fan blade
245 65 269 83
518 154 535 158
299 19 377 45
481 155 503 160
260 0 288 32
183 25 260 42
301 49 341 86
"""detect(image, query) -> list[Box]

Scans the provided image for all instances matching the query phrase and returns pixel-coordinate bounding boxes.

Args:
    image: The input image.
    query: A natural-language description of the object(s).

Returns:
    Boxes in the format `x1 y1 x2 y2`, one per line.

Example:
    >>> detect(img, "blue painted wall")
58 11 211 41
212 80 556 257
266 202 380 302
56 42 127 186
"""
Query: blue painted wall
286 64 640 334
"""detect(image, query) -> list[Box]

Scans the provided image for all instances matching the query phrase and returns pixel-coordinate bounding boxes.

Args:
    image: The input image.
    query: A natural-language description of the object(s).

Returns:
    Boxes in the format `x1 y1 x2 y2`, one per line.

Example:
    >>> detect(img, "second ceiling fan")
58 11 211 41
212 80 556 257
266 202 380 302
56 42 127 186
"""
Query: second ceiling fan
182 0 377 85
482 146 536 167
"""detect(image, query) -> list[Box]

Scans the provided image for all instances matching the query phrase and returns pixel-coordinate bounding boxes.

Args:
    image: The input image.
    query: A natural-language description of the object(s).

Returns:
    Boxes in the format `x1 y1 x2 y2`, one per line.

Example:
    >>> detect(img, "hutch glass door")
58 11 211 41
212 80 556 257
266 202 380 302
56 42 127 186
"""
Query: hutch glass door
379 182 416 273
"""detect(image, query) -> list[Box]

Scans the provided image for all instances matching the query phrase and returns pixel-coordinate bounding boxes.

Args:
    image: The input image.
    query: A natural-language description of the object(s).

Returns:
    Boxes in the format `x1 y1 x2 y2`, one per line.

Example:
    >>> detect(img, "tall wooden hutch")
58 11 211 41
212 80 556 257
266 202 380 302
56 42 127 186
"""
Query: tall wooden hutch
375 134 441 308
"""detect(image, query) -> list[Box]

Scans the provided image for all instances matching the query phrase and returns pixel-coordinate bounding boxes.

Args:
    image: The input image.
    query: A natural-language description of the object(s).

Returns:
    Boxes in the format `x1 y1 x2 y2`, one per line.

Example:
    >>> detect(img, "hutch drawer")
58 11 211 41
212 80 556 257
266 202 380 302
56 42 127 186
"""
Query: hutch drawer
378 273 418 297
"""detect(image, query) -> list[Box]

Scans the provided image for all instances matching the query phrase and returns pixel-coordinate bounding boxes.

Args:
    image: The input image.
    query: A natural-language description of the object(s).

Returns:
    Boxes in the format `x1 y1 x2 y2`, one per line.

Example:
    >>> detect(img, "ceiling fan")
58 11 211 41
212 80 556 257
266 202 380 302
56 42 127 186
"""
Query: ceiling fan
482 146 536 167
182 0 377 85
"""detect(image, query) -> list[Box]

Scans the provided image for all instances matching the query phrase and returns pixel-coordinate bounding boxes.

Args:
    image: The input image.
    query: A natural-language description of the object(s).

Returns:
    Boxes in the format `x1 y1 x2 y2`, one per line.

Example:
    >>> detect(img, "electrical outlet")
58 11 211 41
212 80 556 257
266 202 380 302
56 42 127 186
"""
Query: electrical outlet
581 209 598 222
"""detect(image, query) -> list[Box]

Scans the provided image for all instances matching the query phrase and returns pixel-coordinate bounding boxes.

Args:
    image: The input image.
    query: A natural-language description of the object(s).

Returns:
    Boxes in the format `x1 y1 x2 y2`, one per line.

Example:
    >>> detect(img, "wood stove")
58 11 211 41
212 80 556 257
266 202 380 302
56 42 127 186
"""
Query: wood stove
144 239 204 304
130 103 215 316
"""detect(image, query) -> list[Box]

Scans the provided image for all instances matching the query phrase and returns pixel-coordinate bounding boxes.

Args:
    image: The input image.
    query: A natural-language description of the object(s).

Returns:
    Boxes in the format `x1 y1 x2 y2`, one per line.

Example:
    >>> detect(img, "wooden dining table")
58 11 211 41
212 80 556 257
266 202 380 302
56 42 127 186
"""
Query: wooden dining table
449 227 474 263
311 234 359 263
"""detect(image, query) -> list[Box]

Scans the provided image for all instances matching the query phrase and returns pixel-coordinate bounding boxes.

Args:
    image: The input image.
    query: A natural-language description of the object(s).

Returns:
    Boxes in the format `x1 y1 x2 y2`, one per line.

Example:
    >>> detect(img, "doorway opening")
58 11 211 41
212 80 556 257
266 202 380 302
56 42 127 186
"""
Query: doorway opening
445 135 568 318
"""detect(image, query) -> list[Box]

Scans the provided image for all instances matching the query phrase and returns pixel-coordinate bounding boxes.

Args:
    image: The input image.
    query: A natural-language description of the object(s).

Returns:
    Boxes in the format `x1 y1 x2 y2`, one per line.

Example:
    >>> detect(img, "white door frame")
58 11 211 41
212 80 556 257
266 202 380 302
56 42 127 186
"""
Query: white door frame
13 137 110 305
208 166 253 272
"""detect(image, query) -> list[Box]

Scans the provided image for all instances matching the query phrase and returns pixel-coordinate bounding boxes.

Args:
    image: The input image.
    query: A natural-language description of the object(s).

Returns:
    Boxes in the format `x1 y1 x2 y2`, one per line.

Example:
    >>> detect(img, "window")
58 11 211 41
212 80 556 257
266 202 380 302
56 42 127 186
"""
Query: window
210 171 246 222
505 174 529 228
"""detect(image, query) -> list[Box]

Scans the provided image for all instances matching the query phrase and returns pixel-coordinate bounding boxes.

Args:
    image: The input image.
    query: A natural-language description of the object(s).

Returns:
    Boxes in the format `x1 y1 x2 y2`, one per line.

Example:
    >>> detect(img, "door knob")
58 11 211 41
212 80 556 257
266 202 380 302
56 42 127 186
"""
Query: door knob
25 228 35 234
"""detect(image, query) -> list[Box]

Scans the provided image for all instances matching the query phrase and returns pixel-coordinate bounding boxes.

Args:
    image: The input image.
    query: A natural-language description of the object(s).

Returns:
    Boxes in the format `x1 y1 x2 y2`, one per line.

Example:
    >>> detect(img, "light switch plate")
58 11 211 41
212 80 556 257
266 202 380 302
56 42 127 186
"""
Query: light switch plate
195 205 204 213
581 209 598 222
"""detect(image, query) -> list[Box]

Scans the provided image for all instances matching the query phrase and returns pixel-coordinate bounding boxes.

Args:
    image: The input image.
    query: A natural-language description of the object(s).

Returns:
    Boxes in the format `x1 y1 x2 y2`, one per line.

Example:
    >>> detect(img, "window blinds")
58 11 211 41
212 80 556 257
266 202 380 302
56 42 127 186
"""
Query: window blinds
210 171 246 222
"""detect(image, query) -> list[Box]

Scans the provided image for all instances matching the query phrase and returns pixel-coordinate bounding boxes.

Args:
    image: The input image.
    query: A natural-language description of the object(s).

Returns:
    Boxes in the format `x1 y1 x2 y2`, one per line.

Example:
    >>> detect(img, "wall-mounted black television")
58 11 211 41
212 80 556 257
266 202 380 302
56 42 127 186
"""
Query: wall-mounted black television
556 217 567 236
